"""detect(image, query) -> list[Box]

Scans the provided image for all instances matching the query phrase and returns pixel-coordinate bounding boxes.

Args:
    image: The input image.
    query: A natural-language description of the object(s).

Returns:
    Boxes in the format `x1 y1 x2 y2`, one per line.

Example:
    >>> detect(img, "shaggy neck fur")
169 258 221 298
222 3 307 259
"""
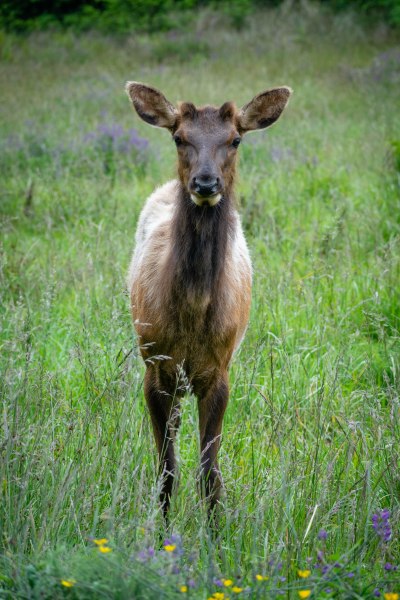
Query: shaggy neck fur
168 182 235 308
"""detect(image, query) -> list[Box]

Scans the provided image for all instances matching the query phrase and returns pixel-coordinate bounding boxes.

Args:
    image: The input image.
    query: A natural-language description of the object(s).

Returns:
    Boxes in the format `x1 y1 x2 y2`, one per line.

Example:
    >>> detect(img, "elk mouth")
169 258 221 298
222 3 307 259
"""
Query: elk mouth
190 192 222 207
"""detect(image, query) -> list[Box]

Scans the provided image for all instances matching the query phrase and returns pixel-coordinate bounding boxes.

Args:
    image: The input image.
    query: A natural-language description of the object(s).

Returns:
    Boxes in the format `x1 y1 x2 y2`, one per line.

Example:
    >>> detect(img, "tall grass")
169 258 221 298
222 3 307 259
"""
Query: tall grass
0 3 399 598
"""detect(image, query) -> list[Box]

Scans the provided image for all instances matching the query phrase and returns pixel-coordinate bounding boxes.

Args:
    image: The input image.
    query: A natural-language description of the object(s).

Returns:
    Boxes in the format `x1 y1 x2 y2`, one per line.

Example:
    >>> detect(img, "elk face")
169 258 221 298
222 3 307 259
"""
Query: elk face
173 102 241 207
126 82 292 207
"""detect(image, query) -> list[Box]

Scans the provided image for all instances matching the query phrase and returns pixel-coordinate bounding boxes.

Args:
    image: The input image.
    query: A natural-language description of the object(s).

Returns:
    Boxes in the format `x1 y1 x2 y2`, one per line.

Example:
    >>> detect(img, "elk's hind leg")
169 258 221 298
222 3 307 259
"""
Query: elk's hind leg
144 366 181 518
196 371 229 517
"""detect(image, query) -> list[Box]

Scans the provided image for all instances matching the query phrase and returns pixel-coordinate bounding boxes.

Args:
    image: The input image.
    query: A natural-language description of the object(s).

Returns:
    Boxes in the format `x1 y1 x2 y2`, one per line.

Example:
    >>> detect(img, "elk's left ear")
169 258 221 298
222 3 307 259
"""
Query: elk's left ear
238 86 292 133
125 81 178 130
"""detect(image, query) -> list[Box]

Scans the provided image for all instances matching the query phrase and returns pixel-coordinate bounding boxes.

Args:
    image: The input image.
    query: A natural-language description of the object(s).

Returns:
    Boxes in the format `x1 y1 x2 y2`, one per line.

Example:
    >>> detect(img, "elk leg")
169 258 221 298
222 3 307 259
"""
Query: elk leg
197 372 229 516
144 366 180 518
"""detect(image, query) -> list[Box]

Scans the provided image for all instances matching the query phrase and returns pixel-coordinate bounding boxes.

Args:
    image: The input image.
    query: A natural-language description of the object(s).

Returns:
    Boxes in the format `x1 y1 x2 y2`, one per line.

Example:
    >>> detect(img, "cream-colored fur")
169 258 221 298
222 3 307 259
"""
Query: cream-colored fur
127 179 252 354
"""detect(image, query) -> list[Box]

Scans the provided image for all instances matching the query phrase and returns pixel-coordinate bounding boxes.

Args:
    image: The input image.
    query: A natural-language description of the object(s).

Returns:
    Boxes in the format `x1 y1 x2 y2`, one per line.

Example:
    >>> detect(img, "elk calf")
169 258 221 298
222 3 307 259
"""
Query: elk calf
126 82 291 518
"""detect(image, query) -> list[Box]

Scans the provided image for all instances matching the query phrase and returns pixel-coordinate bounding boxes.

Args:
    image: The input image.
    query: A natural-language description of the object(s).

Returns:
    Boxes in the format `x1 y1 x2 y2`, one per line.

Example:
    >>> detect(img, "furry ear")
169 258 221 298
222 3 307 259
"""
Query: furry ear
125 81 178 130
219 101 236 121
179 102 197 119
238 87 292 133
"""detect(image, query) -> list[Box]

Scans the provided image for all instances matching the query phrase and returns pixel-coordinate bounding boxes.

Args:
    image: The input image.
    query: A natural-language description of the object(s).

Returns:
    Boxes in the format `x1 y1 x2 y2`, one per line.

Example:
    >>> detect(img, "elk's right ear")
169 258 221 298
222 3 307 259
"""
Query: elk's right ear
125 81 178 130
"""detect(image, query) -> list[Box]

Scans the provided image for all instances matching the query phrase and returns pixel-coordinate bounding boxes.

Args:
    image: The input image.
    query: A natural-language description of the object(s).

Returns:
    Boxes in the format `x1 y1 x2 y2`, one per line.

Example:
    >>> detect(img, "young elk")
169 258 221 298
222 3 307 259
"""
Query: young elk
126 82 291 519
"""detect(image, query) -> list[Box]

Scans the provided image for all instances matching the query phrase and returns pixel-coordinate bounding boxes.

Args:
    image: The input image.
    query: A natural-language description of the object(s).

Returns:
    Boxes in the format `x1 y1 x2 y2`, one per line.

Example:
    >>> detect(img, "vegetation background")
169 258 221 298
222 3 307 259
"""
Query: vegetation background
0 0 399 598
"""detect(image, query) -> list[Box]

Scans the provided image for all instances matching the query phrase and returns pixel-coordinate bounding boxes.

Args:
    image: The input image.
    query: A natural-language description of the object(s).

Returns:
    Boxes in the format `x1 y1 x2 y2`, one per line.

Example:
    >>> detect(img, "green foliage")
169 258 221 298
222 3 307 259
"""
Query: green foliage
322 0 400 26
2 0 399 33
1 2 400 598
0 0 198 32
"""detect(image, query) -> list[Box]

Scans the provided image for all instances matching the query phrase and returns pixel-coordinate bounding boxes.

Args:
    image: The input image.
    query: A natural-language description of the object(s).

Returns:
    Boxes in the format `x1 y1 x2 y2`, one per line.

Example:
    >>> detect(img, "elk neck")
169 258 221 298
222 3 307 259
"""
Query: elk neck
168 182 235 308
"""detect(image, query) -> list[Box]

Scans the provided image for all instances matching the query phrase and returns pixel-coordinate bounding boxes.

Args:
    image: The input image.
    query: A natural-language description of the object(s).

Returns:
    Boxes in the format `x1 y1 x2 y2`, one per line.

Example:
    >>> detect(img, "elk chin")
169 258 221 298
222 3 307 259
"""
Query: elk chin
190 193 222 207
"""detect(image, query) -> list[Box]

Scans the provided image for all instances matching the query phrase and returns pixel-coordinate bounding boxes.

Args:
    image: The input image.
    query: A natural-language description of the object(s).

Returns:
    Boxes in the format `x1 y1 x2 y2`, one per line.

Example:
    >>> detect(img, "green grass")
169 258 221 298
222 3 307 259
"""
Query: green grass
0 3 400 598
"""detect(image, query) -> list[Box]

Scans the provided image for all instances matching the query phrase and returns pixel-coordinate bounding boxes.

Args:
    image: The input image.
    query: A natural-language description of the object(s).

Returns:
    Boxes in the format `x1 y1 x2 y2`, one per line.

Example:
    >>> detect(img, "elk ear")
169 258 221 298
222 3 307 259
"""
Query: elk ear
125 81 178 130
238 86 292 133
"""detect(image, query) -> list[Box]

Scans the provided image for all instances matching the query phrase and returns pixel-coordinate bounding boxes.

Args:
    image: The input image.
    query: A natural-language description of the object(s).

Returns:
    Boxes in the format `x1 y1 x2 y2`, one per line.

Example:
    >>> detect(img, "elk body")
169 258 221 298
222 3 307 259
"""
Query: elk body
126 82 291 518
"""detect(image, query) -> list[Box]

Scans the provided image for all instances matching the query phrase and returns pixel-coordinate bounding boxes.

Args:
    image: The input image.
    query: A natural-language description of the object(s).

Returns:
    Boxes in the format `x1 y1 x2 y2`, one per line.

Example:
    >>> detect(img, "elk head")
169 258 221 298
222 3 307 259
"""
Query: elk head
126 82 292 207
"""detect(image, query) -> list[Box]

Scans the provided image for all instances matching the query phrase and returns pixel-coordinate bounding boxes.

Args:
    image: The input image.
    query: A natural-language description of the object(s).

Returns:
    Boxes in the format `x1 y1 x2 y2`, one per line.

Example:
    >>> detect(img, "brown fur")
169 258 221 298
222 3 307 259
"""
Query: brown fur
125 82 292 519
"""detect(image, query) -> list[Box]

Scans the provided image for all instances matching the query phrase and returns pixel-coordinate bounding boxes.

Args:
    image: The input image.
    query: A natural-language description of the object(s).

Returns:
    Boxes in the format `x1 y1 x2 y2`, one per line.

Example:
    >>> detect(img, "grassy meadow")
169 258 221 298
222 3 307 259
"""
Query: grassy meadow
1 3 400 598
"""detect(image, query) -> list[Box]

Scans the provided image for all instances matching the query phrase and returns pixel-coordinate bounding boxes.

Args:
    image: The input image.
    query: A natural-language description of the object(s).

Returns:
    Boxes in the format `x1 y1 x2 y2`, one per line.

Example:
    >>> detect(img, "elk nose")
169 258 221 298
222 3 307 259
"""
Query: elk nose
192 175 219 197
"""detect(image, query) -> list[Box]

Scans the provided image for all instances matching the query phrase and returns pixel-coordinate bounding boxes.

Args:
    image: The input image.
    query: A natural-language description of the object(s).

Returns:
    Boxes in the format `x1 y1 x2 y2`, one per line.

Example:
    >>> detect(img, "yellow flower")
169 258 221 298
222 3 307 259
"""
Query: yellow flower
222 579 233 587
298 591 311 599
60 579 76 588
180 585 188 593
384 595 399 600
98 545 112 553
164 544 176 552
256 574 269 581
93 538 108 546
232 586 243 593
211 594 225 600
298 570 311 579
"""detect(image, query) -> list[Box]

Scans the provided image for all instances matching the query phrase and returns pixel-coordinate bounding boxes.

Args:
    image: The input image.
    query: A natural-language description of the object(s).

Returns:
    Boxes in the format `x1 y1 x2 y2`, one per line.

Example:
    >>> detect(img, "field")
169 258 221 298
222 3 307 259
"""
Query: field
1 3 400 598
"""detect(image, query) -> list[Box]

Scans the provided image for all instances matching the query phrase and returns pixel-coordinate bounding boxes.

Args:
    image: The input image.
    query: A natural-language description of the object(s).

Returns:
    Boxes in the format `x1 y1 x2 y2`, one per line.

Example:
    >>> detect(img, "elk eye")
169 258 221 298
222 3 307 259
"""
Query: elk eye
173 135 183 147
232 137 241 148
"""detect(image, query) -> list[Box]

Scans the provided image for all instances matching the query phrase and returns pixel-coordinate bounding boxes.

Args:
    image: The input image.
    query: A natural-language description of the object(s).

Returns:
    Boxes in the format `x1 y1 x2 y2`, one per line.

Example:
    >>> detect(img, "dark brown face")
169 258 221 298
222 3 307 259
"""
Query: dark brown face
126 81 292 207
173 103 240 206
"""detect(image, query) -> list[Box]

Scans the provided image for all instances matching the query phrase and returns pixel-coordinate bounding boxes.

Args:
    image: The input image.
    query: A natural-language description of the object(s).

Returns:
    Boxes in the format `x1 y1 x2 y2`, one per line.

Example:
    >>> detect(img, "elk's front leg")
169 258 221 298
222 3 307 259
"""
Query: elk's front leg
144 366 180 519
197 372 229 516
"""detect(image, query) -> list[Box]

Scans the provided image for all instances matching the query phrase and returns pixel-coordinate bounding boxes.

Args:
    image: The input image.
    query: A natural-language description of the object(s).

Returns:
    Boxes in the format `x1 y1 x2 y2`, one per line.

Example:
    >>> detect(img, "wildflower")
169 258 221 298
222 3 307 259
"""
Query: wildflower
61 579 76 588
372 510 392 543
384 563 398 572
318 529 328 540
93 538 108 546
180 585 188 593
138 546 155 561
298 591 311 599
322 565 330 575
164 544 176 552
214 579 224 587
209 594 225 600
256 574 269 581
374 590 381 598
346 572 355 578
384 594 399 600
222 579 233 587
298 570 311 578
92 538 112 553
232 586 243 593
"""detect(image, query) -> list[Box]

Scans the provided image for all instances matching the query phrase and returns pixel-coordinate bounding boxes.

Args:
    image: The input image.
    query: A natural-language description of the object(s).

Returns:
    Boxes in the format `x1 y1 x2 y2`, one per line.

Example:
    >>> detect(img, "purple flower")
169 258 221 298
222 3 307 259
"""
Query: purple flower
373 589 381 597
213 578 223 587
137 546 155 561
318 529 328 540
346 572 355 578
372 510 392 543
384 562 398 572
188 579 196 588
84 121 149 157
322 565 330 575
